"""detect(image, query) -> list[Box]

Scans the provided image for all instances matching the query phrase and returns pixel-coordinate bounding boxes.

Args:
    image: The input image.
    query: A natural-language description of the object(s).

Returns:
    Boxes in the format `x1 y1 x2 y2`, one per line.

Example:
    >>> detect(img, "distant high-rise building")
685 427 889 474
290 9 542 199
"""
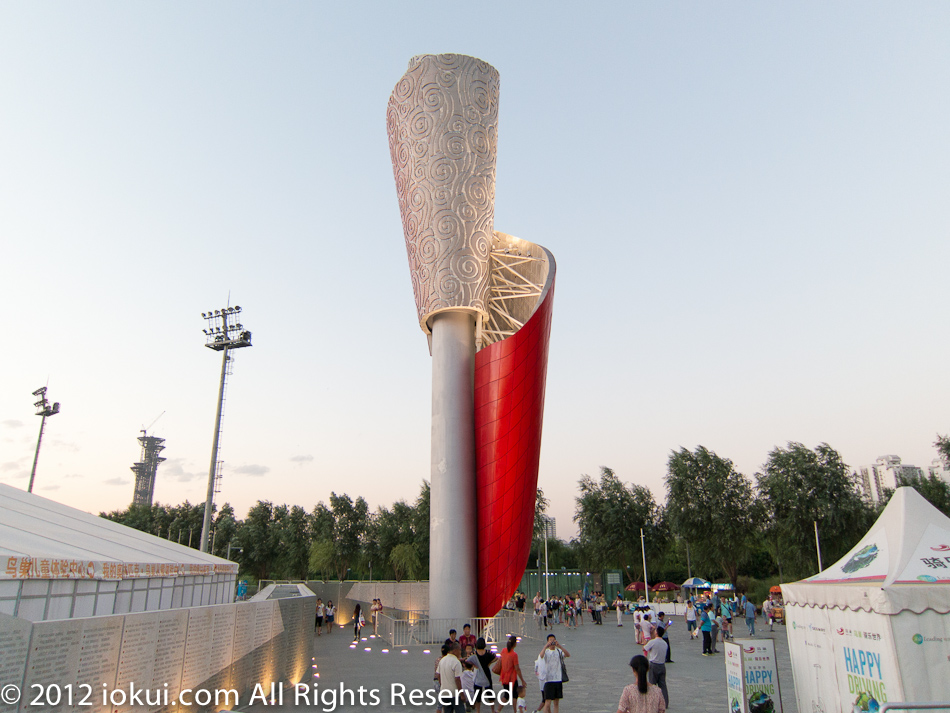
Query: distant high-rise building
131 434 166 506
857 455 924 503
928 456 950 486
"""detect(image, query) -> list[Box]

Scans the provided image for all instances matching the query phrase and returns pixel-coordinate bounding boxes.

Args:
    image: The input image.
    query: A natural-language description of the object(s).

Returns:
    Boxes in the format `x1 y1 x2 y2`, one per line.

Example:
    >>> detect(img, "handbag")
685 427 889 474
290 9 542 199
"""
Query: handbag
558 651 569 683
491 658 502 675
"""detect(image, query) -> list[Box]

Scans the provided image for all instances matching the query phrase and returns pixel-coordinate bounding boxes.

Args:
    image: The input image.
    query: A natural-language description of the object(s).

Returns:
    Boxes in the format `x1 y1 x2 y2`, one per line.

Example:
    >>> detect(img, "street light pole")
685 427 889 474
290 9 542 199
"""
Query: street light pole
814 521 823 572
28 387 60 493
640 528 650 606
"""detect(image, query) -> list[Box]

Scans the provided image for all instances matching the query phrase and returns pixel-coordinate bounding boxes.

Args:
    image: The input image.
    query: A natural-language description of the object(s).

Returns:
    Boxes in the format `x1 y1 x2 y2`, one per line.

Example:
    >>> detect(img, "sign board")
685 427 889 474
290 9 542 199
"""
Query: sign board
725 641 745 712
724 638 783 713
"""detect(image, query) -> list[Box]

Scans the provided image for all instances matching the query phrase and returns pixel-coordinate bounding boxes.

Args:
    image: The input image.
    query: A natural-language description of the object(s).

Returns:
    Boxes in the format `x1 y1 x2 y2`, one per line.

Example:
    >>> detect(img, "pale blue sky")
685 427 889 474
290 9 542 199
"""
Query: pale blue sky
1 3 947 538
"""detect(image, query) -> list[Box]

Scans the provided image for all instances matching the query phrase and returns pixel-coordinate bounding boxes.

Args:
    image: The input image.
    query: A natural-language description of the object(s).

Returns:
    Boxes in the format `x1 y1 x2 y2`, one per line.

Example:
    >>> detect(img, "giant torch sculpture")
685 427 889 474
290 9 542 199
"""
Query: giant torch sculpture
388 54 556 620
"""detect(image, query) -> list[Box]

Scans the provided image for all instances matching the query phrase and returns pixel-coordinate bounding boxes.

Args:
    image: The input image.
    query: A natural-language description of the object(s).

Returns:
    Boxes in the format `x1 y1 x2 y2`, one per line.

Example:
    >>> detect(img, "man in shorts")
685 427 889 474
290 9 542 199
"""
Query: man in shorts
538 634 569 713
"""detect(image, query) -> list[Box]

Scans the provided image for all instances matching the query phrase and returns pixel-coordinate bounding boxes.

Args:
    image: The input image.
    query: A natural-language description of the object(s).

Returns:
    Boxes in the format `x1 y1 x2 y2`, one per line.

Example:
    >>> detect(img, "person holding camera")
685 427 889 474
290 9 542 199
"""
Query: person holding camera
538 634 570 713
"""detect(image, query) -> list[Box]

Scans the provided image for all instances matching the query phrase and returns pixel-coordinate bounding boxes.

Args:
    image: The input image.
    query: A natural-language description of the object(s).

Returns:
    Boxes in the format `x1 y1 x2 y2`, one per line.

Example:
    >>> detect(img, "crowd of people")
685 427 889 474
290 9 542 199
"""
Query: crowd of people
684 591 779 655
317 589 783 712
433 629 569 713
519 589 619 629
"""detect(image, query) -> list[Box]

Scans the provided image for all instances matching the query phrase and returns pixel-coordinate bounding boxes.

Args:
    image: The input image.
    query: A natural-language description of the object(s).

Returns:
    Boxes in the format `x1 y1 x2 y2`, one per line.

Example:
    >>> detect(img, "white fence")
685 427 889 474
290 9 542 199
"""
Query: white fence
378 609 536 647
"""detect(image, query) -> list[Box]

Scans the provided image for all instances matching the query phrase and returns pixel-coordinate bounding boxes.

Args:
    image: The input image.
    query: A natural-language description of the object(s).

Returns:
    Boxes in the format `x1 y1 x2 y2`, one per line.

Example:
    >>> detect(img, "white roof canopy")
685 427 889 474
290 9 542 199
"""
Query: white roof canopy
782 486 950 614
0 483 237 580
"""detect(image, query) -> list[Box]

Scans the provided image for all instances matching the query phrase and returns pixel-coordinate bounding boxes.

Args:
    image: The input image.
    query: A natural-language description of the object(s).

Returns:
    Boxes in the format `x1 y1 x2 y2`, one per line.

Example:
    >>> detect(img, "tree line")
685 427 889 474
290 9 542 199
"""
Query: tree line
102 435 950 592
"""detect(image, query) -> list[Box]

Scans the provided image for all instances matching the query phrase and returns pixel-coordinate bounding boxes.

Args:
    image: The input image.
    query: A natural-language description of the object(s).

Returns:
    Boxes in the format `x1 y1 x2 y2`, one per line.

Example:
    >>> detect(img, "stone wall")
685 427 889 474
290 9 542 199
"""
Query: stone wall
1 590 314 713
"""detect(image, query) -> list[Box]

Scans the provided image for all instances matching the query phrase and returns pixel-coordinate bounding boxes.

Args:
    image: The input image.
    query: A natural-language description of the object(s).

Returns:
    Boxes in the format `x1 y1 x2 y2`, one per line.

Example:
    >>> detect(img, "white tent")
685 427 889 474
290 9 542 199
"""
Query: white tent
0 483 237 621
783 486 950 711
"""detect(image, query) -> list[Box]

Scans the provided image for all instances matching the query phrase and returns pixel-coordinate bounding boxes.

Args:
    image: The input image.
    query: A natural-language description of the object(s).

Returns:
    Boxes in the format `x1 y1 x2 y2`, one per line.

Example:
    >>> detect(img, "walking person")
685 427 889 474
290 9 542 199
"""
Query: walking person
639 612 654 645
436 641 465 713
710 611 720 654
616 654 666 713
700 605 713 656
615 596 625 626
721 599 733 640
499 635 527 713
643 627 669 708
372 598 384 635
352 603 364 642
539 634 569 713
538 599 549 630
744 598 757 637
465 637 498 713
656 612 673 663
324 600 335 634
315 598 324 635
684 602 697 640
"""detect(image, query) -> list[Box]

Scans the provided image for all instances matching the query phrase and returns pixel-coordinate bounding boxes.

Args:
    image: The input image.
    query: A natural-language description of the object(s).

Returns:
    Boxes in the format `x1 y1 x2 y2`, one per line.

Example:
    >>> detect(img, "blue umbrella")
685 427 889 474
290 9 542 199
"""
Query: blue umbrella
681 577 711 588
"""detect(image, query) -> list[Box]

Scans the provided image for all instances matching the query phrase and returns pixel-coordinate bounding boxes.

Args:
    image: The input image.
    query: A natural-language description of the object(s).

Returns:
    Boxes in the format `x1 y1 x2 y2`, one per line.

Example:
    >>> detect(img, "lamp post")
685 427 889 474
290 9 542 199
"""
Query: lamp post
640 528 650 606
541 515 556 600
28 387 60 493
199 306 252 553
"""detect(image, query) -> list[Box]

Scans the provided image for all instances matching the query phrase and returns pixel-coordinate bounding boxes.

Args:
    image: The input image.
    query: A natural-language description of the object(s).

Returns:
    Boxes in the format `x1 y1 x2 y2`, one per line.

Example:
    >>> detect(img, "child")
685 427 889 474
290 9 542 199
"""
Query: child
460 654 476 712
516 685 527 713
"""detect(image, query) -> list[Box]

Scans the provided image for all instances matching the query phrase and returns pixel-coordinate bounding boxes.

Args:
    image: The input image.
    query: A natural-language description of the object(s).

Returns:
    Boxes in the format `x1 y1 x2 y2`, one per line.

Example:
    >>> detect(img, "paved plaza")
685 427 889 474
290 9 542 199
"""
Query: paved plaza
246 613 798 713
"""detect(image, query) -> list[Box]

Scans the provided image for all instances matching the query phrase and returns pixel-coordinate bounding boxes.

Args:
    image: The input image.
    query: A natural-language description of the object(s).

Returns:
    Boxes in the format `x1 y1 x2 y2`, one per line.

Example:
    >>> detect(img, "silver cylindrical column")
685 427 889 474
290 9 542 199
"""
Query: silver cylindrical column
429 310 477 622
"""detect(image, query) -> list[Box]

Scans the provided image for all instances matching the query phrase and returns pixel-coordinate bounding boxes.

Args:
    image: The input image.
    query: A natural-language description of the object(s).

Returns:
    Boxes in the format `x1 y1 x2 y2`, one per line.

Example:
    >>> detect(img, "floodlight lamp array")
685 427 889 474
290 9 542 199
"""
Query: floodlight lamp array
201 306 251 351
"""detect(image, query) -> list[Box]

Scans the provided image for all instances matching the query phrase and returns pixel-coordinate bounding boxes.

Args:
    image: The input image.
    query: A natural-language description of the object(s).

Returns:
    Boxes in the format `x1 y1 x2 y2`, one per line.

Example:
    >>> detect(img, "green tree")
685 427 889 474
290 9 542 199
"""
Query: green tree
665 446 759 589
936 434 950 464
309 540 335 580
574 467 663 581
757 442 872 579
533 487 550 540
212 503 239 558
369 500 418 579
275 505 312 579
412 481 430 579
389 543 422 582
236 501 280 580
307 493 369 581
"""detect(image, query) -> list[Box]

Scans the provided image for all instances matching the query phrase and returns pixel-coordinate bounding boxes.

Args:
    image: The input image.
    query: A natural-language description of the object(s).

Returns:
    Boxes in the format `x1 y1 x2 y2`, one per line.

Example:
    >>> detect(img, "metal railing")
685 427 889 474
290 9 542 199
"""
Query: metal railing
880 705 950 712
378 610 536 647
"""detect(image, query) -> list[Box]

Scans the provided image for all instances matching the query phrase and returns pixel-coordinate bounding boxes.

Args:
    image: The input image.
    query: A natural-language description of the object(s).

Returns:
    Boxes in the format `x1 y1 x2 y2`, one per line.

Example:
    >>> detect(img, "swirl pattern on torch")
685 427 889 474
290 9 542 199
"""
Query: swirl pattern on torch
388 54 499 330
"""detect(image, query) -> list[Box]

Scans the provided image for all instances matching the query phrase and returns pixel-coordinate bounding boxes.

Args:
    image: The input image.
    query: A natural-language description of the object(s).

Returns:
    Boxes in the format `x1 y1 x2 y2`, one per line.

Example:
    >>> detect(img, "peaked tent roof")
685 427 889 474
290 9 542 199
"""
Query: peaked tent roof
0 483 237 580
782 486 950 614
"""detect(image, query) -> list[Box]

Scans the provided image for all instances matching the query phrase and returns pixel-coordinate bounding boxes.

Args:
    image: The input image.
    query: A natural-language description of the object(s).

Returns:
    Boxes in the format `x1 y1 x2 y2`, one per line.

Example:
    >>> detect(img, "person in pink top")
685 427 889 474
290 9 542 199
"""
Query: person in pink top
616 655 665 713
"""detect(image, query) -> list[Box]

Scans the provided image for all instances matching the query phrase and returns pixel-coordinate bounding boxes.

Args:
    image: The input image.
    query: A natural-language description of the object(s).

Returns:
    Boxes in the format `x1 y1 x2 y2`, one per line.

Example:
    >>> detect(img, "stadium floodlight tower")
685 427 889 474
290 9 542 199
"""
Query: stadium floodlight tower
199 306 252 553
28 386 60 493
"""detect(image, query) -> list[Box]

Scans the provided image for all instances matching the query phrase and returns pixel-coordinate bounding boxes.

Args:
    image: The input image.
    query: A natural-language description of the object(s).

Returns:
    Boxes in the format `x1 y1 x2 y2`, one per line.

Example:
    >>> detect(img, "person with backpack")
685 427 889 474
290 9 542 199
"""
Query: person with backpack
465 637 498 713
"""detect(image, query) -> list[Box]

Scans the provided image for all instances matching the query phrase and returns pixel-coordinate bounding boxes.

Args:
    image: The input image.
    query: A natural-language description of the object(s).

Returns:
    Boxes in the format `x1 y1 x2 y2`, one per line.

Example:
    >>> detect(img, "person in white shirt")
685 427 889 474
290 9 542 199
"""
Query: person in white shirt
538 634 569 713
515 685 527 713
315 598 325 635
642 626 669 707
437 642 465 713
615 596 625 626
639 612 654 644
685 602 697 639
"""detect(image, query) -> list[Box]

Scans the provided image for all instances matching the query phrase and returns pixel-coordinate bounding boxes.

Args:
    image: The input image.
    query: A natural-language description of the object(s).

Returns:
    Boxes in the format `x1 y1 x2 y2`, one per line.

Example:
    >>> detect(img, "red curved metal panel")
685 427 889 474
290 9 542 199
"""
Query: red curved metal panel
474 280 555 617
